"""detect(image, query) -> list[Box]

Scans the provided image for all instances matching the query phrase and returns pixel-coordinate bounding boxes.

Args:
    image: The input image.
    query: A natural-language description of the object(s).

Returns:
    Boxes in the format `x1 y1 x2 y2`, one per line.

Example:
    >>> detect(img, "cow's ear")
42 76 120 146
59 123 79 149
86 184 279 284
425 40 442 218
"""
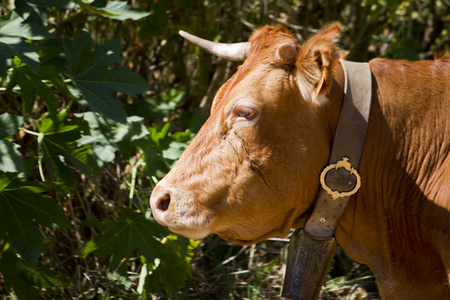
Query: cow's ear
295 23 344 104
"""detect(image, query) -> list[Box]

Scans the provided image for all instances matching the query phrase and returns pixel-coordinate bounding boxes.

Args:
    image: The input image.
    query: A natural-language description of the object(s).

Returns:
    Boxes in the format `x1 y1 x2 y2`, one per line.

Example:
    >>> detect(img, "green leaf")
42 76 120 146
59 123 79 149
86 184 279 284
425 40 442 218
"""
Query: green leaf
134 123 193 178
35 115 98 192
81 66 151 97
80 208 170 270
40 133 96 192
0 11 52 43
74 66 149 123
42 132 94 174
77 0 121 18
99 1 150 20
10 59 58 116
63 32 120 77
0 40 40 74
0 175 48 194
79 0 150 20
0 246 63 299
0 140 26 173
0 173 72 265
77 112 149 167
14 0 76 25
75 83 128 123
0 248 41 300
36 113 78 134
19 260 64 288
114 116 149 143
39 37 64 64
143 235 199 296
62 31 150 123
0 43 12 74
0 10 53 73
38 66 72 95
0 113 24 138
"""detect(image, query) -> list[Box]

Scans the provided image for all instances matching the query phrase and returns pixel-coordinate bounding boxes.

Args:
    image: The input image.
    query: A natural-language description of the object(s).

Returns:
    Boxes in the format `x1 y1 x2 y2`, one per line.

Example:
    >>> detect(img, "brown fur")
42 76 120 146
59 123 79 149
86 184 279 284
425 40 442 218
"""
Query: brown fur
150 24 450 299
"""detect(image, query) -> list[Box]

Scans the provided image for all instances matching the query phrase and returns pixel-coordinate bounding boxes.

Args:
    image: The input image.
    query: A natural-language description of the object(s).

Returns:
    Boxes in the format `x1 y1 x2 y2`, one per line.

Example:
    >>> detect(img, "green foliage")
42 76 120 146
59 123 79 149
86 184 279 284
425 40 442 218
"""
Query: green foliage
35 113 98 192
77 112 149 167
135 122 194 178
10 58 59 115
0 0 197 298
0 11 50 74
80 209 199 297
0 173 71 265
0 246 63 300
60 30 149 123
141 235 200 296
80 208 169 270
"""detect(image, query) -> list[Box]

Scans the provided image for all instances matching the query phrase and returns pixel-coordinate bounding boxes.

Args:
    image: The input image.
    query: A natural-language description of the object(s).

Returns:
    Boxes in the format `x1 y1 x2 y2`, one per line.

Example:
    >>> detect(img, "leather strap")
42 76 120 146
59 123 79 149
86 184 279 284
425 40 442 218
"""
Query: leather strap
304 60 372 238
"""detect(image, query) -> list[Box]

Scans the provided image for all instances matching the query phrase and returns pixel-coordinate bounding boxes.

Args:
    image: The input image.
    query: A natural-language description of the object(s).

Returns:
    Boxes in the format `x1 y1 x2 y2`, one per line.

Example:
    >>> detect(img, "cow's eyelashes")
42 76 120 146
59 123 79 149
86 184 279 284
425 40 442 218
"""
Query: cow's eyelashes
236 106 258 121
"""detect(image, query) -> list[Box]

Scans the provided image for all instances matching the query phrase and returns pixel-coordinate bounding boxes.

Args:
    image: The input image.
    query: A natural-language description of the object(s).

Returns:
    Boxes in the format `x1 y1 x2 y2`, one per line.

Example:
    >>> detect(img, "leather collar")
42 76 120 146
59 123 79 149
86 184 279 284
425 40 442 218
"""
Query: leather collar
305 60 372 238
282 60 372 300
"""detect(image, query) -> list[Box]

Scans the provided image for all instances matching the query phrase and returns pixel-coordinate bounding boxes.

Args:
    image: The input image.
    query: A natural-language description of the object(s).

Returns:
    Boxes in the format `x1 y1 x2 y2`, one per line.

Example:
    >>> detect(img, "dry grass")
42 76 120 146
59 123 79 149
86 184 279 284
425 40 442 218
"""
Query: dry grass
179 232 381 300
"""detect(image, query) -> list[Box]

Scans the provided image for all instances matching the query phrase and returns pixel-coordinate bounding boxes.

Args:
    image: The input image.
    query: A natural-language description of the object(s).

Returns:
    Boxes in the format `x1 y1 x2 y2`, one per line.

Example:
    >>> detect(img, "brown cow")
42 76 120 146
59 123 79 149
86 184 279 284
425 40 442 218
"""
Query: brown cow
150 23 450 299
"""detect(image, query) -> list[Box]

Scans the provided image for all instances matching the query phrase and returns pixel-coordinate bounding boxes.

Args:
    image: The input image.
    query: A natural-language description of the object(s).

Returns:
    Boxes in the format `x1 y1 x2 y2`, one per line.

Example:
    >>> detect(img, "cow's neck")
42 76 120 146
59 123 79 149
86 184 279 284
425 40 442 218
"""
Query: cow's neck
334 58 450 297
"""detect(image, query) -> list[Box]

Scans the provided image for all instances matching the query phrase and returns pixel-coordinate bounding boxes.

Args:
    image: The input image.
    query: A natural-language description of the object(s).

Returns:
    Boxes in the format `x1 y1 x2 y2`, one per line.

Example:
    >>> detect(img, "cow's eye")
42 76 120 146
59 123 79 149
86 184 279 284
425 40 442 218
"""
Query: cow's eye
237 107 257 121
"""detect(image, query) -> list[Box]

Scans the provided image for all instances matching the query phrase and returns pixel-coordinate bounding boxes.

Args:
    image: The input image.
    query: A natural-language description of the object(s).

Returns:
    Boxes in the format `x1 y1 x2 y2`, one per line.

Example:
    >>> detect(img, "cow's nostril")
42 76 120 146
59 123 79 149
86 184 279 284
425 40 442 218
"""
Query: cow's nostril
150 189 173 225
157 193 171 211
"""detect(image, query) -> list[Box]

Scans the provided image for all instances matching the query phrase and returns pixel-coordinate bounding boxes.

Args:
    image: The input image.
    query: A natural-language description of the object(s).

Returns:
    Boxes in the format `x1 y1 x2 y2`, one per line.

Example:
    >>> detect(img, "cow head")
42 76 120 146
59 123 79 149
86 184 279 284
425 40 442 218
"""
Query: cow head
150 23 346 245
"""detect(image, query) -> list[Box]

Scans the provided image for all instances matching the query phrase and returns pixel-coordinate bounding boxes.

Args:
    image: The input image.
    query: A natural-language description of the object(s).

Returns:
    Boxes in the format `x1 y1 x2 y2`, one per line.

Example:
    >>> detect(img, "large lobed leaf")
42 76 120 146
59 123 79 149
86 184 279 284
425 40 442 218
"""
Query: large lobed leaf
80 208 170 270
77 0 150 20
0 247 63 300
62 31 150 123
2 11 150 124
9 58 58 116
0 174 72 265
35 114 99 193
0 248 41 300
81 208 200 296
0 11 52 74
143 235 200 296
77 112 149 167
133 123 194 178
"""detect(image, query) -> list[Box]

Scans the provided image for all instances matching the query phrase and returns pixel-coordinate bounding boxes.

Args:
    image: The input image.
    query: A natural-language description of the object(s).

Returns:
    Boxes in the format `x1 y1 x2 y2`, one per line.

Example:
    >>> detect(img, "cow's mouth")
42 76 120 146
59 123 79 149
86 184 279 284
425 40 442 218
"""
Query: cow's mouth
167 225 210 240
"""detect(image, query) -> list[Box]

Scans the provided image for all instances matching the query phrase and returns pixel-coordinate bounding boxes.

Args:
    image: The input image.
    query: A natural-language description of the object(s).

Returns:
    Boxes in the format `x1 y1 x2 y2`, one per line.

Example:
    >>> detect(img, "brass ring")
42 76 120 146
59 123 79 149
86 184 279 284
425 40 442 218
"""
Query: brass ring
320 157 361 200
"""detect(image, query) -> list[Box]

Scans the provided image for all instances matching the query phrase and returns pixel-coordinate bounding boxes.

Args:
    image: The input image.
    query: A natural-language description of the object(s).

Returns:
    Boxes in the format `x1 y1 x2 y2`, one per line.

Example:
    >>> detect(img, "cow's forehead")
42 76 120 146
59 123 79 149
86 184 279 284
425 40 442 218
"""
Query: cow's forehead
211 60 291 116
231 66 288 101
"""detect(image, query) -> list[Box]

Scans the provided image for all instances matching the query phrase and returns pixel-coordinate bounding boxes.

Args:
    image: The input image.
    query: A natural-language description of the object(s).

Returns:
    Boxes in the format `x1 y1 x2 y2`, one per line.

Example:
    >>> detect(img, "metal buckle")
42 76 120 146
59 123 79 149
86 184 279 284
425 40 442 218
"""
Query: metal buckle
319 157 361 200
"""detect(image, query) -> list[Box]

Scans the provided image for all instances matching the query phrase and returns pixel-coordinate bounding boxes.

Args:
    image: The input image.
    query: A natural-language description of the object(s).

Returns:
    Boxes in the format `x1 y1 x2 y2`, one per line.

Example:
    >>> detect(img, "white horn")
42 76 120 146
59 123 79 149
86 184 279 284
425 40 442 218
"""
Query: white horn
179 30 250 61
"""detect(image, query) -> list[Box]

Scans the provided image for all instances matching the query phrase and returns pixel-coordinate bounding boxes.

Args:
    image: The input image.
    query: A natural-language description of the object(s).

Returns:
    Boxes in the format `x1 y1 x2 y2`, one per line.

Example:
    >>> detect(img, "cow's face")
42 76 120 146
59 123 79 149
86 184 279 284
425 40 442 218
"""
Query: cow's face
150 24 345 244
